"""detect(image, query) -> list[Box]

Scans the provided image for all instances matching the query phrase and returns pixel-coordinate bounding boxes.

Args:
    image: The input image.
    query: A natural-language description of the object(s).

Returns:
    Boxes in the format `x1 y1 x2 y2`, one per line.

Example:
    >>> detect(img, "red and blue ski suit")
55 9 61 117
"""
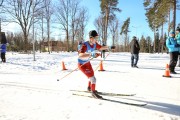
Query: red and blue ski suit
78 41 102 91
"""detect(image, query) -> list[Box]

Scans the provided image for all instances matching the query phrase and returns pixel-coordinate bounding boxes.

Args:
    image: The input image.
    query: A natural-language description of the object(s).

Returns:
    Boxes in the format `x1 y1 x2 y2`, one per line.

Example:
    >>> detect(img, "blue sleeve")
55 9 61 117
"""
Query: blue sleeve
166 37 175 48
176 33 180 44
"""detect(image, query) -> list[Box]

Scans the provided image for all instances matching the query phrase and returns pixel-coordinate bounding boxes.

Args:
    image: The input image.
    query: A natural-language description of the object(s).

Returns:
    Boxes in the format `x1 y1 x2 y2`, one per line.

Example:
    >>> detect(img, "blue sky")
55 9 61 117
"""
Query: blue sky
3 0 180 44
81 0 180 42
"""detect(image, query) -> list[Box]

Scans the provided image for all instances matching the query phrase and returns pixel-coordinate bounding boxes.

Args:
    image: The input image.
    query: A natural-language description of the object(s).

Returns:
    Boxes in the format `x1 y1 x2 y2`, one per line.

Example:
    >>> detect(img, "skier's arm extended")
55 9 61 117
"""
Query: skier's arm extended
78 53 91 59
99 46 109 51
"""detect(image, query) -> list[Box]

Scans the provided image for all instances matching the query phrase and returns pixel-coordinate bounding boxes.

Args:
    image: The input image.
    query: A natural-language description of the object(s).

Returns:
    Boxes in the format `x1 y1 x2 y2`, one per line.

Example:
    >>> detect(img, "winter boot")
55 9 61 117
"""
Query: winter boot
133 64 138 68
87 86 91 91
170 71 177 74
92 91 103 99
91 84 102 99
87 86 98 93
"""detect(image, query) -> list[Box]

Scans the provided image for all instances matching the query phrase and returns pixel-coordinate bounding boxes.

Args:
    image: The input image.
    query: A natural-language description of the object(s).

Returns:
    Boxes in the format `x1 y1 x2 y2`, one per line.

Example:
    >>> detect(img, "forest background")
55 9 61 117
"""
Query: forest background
0 0 180 53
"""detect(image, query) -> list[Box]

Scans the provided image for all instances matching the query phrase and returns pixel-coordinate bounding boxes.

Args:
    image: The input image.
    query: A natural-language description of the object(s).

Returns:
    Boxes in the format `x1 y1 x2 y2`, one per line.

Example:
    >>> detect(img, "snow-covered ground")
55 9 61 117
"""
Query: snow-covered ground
0 51 180 120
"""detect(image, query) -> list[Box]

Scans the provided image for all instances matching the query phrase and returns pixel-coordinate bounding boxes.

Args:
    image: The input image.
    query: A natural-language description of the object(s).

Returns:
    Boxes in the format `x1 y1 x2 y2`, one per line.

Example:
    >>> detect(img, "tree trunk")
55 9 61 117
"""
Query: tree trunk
173 0 176 32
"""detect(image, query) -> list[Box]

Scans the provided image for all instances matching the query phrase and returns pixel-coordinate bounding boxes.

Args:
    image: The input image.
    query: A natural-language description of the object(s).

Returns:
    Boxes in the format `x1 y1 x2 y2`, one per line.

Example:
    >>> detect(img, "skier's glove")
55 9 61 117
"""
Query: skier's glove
91 53 101 58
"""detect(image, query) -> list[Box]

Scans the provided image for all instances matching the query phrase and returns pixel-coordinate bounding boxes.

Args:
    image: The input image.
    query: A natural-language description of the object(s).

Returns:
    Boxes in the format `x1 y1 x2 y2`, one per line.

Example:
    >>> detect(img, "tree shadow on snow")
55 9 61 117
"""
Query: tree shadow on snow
145 101 180 116
121 97 180 116
138 66 164 70
8 62 49 70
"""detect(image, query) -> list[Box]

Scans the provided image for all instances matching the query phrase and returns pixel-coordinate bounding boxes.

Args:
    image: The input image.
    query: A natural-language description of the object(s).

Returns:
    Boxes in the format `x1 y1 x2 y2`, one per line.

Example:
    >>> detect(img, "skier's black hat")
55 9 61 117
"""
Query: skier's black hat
89 30 98 38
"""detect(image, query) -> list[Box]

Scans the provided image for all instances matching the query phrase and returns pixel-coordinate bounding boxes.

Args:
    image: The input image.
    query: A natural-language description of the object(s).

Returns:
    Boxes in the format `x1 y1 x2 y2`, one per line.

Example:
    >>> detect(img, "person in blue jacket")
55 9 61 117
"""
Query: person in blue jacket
1 32 7 63
166 31 179 74
175 27 180 66
0 43 7 62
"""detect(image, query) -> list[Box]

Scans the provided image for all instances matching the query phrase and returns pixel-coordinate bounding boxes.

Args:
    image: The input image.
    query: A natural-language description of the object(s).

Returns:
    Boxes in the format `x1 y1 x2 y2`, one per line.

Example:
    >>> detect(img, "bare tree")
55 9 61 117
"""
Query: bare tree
55 0 70 51
0 0 4 6
1 0 44 52
94 15 105 44
74 7 88 42
69 0 80 51
44 0 53 53
55 0 88 51
109 17 119 46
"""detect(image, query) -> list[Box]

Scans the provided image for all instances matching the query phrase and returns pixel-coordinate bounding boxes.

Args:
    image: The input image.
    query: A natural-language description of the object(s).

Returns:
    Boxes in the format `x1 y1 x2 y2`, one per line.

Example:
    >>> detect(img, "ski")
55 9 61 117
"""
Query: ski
70 90 136 96
72 93 147 106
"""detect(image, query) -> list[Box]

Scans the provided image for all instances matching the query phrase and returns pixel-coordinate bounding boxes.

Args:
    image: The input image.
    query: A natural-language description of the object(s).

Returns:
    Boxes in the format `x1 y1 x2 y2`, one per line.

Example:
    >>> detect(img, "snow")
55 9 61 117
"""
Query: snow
0 51 180 120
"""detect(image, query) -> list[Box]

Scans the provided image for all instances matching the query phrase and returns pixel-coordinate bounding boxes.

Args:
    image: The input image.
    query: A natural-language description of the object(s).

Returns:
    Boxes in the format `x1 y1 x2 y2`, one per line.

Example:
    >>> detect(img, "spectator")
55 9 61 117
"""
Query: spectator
175 27 180 67
166 31 179 74
130 36 140 68
1 43 7 62
0 32 7 63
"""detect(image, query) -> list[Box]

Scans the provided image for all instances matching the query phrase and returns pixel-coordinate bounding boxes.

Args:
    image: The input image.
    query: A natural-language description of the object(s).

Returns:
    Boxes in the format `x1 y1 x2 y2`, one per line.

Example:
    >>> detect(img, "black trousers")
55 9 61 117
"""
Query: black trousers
178 54 180 66
1 53 6 62
101 51 105 58
169 52 178 72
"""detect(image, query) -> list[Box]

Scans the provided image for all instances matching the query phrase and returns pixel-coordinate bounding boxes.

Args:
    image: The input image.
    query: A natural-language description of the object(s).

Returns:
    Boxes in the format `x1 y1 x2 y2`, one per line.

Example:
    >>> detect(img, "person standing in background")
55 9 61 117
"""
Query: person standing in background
166 31 179 74
0 32 7 63
1 43 7 62
130 36 140 68
175 26 180 67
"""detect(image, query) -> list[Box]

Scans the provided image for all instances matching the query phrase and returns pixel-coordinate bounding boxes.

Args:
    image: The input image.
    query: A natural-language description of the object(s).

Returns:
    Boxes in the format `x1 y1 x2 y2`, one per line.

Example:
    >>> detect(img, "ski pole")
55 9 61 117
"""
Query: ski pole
58 57 94 81
94 50 111 71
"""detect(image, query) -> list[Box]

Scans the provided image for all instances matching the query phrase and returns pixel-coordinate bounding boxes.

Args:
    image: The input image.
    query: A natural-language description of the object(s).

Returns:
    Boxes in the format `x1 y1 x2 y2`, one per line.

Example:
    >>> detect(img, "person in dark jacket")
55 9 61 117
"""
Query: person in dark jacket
101 41 106 59
130 36 140 68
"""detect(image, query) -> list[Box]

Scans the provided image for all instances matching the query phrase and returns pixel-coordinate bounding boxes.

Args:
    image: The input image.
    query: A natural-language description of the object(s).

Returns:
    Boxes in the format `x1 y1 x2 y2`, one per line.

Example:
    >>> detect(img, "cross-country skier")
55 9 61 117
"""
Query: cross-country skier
78 30 109 99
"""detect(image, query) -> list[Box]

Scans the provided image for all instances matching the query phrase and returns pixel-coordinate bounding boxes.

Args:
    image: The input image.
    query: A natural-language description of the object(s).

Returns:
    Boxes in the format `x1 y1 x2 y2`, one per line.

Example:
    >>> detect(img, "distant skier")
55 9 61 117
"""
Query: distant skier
166 31 179 74
78 30 108 99
130 36 140 68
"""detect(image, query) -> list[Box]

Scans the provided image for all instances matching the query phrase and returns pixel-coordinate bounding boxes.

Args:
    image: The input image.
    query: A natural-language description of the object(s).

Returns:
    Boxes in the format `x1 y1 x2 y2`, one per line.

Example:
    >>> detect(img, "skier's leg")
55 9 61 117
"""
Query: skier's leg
78 62 94 90
90 76 102 99
134 54 139 66
1 53 3 62
178 54 180 67
131 54 134 67
169 52 178 72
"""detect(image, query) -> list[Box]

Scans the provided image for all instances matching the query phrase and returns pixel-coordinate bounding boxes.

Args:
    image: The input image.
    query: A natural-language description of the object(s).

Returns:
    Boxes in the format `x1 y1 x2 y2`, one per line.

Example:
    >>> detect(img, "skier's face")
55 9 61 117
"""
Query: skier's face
90 36 98 44
94 36 99 41
171 34 175 37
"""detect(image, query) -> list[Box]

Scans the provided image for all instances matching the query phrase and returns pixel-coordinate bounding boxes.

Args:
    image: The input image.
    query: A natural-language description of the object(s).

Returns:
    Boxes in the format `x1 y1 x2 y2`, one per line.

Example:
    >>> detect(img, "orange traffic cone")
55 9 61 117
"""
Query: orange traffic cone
62 61 67 70
162 64 171 77
98 60 105 71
